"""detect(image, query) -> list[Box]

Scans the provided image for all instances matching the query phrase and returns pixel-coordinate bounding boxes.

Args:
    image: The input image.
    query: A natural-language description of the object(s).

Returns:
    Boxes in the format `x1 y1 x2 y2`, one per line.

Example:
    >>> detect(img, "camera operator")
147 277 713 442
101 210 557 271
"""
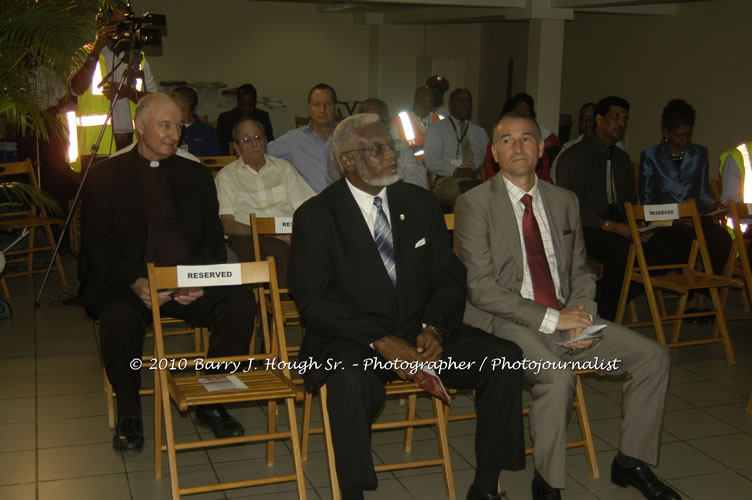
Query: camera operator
70 1 157 166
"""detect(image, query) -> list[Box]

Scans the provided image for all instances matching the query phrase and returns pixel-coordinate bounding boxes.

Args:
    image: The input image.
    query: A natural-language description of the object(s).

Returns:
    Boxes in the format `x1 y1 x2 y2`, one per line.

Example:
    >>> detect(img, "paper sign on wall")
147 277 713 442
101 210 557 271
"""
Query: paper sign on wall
643 203 679 222
177 263 242 287
274 217 293 234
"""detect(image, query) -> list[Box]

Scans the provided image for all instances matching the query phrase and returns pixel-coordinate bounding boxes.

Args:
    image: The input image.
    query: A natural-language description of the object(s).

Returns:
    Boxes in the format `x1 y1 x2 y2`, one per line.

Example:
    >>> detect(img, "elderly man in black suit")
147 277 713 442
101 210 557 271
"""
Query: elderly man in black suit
80 93 255 453
290 113 525 500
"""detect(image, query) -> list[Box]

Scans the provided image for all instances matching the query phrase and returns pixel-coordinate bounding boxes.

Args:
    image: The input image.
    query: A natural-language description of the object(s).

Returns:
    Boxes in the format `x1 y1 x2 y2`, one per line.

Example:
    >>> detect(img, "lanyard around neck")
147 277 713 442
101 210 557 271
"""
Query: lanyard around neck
448 118 469 157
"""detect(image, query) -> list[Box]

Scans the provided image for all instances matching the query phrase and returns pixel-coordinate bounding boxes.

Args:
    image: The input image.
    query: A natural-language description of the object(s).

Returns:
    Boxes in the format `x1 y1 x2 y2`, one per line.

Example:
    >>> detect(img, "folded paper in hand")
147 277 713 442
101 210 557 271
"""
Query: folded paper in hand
554 324 607 346
414 367 451 404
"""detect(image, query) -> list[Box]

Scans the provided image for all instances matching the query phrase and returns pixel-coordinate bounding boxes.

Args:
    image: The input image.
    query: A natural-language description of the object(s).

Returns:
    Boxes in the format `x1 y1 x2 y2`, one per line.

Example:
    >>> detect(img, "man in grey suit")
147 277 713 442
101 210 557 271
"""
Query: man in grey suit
454 111 679 500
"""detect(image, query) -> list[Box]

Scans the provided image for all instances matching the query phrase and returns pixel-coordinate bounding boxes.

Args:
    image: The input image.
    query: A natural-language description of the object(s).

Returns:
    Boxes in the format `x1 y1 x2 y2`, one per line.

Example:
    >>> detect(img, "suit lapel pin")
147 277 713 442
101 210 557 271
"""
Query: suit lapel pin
400 214 405 221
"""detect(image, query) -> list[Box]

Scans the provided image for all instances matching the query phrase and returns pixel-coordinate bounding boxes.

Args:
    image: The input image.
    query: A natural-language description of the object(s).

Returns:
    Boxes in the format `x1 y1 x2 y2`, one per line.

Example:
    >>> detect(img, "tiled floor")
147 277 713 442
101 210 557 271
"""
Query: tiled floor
1 268 751 500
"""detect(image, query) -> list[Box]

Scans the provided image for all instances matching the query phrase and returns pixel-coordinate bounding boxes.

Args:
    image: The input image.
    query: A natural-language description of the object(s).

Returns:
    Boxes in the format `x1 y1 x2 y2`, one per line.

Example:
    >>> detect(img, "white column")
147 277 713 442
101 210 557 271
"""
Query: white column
526 18 565 135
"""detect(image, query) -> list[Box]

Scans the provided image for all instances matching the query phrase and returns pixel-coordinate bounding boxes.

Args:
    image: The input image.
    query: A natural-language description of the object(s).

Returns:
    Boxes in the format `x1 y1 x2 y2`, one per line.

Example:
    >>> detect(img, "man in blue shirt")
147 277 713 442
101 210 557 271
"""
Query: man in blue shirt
171 87 221 157
267 83 338 193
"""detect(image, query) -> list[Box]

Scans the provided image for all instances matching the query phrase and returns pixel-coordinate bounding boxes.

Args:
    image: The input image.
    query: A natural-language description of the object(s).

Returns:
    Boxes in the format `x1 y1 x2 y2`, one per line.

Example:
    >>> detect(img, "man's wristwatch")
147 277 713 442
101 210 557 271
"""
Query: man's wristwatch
421 323 447 343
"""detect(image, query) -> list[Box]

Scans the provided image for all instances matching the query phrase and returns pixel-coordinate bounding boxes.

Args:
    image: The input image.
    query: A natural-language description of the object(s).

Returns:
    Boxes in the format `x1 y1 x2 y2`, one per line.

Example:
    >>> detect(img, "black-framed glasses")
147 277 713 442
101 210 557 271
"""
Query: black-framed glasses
237 133 265 144
344 140 401 156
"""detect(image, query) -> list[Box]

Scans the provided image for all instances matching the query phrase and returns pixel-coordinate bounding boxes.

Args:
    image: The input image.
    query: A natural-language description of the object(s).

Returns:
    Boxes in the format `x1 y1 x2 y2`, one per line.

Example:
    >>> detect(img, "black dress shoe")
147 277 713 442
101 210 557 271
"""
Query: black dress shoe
113 415 144 453
466 485 509 500
685 308 713 324
611 459 681 499
195 405 244 438
532 471 561 500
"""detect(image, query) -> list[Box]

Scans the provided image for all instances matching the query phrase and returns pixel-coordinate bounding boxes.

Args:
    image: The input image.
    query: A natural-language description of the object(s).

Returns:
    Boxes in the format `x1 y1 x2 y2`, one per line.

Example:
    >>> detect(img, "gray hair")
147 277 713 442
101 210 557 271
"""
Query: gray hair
232 118 267 143
331 113 381 168
492 111 542 144
134 93 173 123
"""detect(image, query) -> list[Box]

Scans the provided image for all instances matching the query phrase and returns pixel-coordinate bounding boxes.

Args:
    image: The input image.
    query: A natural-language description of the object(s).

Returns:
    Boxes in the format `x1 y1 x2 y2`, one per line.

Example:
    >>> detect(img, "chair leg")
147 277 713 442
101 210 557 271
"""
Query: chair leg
319 386 341 500
154 367 163 480
433 397 456 500
643 282 669 347
157 369 181 500
574 375 599 479
193 326 201 353
266 401 277 466
628 299 639 323
0 277 8 299
670 293 689 344
403 393 417 452
747 392 752 414
708 287 736 364
104 371 116 429
285 398 307 499
741 283 752 312
713 286 732 339
301 391 313 461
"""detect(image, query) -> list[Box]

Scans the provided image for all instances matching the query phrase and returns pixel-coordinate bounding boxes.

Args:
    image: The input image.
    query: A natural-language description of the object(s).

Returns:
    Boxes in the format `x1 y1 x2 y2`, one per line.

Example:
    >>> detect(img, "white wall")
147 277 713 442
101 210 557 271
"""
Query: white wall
138 0 371 122
478 21 529 133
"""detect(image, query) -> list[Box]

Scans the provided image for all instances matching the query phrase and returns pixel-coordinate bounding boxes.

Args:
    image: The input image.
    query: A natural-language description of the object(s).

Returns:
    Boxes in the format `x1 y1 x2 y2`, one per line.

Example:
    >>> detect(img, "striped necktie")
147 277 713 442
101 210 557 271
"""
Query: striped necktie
373 196 397 286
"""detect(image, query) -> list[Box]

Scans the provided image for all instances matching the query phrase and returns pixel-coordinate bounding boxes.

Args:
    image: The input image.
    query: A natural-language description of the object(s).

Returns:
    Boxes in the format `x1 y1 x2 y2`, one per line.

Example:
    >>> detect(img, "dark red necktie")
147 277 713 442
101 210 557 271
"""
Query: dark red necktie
520 194 558 309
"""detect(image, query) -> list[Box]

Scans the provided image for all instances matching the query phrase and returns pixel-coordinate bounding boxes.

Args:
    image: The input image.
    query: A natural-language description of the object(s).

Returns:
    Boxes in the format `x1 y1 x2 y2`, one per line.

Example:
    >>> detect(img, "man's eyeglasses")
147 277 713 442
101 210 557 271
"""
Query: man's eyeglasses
344 140 401 156
237 133 265 144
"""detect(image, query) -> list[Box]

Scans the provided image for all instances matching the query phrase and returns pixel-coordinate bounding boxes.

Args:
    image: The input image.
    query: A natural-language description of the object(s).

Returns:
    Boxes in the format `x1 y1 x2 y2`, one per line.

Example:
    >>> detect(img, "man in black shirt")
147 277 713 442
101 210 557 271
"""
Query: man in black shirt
216 83 274 154
80 94 255 452
557 97 672 320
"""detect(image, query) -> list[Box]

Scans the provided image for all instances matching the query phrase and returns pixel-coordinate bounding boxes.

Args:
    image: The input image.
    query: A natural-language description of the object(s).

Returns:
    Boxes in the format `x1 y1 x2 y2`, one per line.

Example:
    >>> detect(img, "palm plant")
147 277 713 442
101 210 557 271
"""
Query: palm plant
0 0 115 216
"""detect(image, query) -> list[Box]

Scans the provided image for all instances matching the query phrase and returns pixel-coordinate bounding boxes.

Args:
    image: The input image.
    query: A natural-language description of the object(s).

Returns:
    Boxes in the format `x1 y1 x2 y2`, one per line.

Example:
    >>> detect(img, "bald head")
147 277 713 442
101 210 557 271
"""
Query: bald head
412 86 433 118
135 93 180 123
360 98 390 124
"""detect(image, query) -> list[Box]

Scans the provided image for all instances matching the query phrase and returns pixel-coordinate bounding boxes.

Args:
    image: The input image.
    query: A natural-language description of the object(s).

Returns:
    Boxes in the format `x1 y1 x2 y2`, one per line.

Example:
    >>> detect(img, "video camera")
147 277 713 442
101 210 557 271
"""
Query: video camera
112 12 166 53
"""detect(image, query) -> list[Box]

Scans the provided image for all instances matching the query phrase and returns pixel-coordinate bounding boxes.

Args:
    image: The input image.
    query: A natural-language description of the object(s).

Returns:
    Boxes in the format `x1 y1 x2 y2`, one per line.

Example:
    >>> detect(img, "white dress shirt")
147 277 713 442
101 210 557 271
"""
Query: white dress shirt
423 115 489 177
346 180 390 238
502 176 562 333
215 154 314 223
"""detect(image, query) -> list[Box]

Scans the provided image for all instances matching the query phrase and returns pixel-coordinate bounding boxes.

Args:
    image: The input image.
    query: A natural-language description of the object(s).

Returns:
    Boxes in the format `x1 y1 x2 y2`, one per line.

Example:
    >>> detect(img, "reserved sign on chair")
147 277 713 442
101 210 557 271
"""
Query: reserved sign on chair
643 203 679 222
274 217 293 234
177 263 243 287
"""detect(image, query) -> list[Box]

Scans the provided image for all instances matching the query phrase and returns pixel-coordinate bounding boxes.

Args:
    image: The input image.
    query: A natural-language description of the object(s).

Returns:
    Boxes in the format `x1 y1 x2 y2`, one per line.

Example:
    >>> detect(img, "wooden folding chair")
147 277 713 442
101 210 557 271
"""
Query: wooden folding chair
307 380 455 500
716 200 752 327
615 200 743 364
198 155 237 179
149 259 306 499
249 214 301 356
438 370 600 480
0 159 67 298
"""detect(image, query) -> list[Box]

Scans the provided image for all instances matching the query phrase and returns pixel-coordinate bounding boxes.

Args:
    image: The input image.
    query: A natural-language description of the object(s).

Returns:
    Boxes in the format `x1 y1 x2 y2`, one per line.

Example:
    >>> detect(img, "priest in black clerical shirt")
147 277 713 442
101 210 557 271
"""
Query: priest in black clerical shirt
79 93 255 452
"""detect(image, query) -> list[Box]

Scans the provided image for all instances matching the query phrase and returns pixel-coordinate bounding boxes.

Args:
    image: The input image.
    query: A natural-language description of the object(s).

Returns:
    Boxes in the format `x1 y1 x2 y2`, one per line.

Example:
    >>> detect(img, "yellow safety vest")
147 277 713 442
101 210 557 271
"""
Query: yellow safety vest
720 142 752 234
67 51 142 171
